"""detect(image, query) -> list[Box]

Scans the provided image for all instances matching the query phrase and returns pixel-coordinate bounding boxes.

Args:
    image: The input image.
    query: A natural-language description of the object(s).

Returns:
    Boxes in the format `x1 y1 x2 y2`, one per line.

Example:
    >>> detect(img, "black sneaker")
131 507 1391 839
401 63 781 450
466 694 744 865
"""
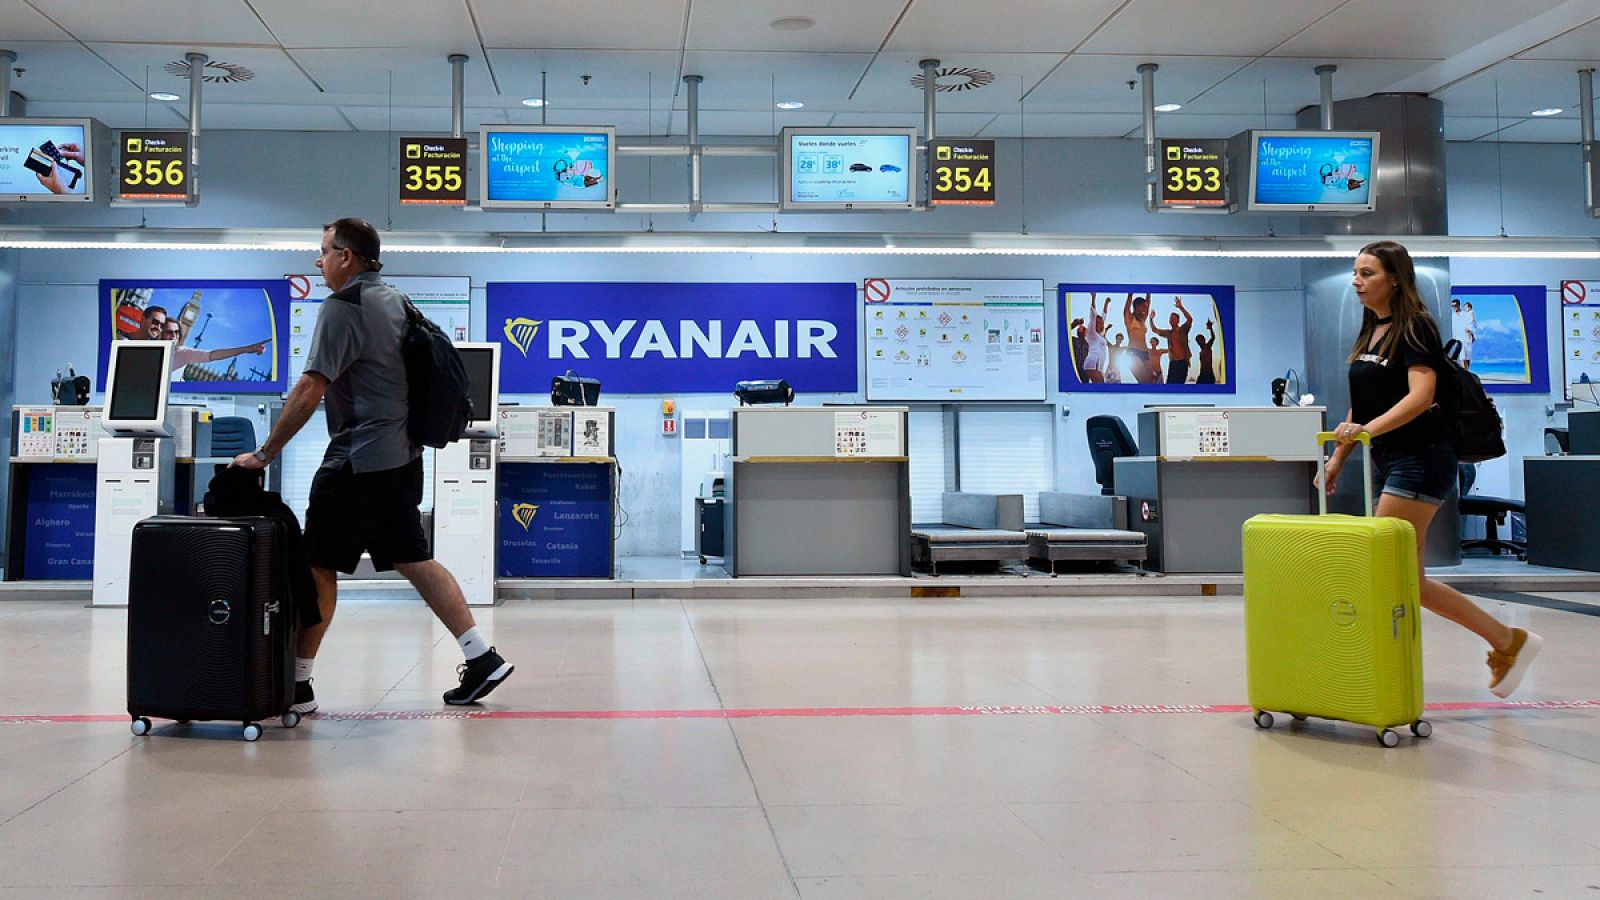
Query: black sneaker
443 648 514 706
289 679 318 715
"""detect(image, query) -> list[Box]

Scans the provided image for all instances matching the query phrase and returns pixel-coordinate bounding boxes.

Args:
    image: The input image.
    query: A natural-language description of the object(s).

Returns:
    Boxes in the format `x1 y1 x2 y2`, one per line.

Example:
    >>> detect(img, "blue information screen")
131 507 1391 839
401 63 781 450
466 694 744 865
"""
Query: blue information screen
483 130 611 205
1252 134 1374 207
788 133 912 204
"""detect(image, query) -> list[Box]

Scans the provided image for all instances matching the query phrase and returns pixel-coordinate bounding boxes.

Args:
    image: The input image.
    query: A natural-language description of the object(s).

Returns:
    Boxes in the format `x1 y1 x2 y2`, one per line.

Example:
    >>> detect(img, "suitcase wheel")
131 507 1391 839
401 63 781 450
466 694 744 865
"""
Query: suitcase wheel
282 711 301 729
1291 714 1307 722
130 717 152 737
1410 719 1432 739
242 723 262 742
1252 711 1274 729
1377 728 1400 748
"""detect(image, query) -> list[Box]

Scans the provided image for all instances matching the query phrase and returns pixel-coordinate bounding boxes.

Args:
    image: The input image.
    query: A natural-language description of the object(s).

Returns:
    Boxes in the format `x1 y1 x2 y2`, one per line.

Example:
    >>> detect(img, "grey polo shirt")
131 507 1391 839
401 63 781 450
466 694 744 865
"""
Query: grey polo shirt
303 271 419 474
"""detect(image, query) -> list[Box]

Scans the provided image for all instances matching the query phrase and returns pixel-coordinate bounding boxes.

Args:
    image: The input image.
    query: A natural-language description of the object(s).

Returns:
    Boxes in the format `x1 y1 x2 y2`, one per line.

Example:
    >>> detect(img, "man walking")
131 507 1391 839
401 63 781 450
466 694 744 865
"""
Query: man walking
233 218 513 712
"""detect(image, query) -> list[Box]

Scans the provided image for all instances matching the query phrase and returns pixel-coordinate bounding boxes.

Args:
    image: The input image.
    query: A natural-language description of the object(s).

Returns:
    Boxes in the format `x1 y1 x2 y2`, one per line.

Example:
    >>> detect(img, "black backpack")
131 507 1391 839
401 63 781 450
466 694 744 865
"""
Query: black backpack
1438 338 1506 464
399 298 472 449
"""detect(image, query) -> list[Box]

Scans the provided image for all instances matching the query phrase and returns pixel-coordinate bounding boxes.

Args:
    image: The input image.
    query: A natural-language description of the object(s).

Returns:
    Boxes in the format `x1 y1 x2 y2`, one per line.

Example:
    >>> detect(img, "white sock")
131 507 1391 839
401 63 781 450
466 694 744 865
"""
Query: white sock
457 626 489 661
295 657 315 683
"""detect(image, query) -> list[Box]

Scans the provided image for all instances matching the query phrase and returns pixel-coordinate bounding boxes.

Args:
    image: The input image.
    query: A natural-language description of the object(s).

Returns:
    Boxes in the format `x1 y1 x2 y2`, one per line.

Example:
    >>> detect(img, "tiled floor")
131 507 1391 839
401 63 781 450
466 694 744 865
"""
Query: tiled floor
1 589 1598 898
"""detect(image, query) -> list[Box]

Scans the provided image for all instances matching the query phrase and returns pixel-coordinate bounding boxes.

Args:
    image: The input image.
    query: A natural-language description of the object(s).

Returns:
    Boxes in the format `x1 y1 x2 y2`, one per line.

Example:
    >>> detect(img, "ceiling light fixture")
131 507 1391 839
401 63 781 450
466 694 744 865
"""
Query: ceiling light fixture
1154 103 1182 113
1530 107 1564 117
521 97 546 108
776 100 804 110
769 16 816 30
148 92 181 102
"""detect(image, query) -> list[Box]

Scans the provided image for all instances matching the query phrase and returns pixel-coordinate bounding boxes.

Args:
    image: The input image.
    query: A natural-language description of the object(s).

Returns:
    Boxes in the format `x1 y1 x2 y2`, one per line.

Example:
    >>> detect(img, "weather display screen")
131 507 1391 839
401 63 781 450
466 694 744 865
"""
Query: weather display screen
786 132 913 206
1251 132 1376 209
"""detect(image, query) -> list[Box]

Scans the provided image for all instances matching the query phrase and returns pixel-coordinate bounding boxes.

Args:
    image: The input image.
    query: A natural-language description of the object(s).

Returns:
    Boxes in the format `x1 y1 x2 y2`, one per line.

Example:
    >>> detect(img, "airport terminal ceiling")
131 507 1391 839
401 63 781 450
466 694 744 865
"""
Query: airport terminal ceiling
0 0 1598 144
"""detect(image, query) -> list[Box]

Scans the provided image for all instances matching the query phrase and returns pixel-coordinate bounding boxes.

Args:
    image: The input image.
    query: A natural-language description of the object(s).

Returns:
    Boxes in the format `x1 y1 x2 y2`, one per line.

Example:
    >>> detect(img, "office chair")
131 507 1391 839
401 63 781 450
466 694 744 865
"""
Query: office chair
1085 415 1138 496
209 416 258 458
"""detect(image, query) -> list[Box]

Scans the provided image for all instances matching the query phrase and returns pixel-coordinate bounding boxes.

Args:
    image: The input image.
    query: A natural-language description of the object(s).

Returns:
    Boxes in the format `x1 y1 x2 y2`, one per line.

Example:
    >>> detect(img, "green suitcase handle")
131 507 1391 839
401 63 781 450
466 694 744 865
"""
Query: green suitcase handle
1315 430 1372 516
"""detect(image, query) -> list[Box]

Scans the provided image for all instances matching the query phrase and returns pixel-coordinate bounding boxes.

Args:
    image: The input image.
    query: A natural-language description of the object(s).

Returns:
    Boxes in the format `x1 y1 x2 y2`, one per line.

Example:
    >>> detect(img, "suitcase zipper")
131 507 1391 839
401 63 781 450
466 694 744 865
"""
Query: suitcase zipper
1392 604 1406 639
264 599 279 636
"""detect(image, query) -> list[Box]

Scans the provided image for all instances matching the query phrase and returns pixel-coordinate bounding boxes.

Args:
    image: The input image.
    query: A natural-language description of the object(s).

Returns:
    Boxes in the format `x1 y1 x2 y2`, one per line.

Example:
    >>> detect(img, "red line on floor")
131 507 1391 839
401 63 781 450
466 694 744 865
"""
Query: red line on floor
3 699 1598 725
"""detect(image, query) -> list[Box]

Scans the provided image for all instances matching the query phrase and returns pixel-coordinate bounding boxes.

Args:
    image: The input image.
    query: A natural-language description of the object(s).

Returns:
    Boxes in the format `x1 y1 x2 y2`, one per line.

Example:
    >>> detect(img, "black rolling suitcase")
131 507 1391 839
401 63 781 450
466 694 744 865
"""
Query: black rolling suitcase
127 515 300 741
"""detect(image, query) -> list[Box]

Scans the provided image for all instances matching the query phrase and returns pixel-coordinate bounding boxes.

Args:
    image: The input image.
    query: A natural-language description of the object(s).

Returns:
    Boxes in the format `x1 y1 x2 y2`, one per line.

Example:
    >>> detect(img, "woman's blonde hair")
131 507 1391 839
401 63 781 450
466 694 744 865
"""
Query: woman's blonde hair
1347 240 1437 363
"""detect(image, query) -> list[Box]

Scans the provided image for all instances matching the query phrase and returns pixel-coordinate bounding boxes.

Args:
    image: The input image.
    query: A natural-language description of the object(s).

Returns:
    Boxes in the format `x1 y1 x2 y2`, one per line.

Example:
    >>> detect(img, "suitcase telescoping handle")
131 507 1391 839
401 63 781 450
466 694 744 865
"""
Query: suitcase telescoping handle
1314 430 1373 517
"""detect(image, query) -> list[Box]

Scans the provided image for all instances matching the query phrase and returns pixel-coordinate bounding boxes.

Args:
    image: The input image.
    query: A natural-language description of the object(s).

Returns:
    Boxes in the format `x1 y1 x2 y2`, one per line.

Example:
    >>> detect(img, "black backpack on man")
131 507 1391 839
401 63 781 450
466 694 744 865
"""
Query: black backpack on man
1438 338 1506 463
400 298 473 448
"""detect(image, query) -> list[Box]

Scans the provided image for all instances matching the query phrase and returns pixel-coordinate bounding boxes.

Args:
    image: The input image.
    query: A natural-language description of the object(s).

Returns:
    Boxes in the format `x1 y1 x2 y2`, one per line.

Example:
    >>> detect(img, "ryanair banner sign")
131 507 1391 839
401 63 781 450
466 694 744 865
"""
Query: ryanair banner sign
488 282 858 394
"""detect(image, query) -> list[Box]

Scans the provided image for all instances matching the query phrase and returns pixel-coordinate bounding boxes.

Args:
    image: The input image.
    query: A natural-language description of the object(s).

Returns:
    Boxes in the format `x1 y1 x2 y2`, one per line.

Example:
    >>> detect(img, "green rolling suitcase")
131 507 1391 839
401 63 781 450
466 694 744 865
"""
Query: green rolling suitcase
1242 432 1429 748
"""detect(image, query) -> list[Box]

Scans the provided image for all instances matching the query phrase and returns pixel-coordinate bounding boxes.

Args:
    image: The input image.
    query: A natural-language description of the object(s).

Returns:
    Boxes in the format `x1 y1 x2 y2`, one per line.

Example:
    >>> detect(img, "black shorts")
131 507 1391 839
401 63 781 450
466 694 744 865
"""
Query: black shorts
304 456 430 574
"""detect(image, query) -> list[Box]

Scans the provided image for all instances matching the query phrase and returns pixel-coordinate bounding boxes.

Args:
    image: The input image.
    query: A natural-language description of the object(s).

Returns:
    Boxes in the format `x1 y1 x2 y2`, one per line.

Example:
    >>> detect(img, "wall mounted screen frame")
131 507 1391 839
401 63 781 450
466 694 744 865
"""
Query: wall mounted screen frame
1246 129 1380 214
102 341 173 435
480 124 616 210
0 117 98 203
780 126 919 212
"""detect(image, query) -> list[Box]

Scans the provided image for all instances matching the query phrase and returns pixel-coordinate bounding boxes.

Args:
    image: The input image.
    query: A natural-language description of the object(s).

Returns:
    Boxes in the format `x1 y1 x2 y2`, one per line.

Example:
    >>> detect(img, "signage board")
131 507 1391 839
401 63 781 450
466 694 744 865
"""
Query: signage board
399 136 467 205
928 140 996 206
497 462 613 577
1247 130 1379 213
864 279 1045 401
780 127 917 211
117 130 189 201
480 125 615 210
1156 139 1226 210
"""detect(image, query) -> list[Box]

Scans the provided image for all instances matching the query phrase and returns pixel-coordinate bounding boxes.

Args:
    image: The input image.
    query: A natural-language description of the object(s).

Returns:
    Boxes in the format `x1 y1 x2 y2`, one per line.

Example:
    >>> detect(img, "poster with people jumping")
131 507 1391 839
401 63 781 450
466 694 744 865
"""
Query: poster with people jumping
1057 284 1235 393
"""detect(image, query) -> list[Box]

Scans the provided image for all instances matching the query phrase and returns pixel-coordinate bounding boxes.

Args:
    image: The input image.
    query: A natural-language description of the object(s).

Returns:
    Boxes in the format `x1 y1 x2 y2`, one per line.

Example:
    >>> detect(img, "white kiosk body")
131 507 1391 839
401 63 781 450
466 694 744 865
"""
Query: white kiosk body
93 342 176 607
433 344 499 607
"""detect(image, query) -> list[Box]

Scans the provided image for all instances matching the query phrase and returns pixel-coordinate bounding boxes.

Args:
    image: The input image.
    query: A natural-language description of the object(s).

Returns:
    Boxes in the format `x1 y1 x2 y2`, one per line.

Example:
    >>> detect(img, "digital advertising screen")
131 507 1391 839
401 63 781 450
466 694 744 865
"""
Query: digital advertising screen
781 127 917 211
1248 130 1378 212
0 118 95 202
1058 284 1236 394
481 125 615 209
98 279 289 394
1449 286 1548 395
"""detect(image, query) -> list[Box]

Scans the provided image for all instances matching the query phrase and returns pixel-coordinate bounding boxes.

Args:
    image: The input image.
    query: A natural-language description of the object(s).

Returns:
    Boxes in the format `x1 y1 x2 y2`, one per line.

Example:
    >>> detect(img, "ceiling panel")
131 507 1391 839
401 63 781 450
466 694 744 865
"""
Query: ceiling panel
337 105 496 133
978 112 1144 138
15 100 187 130
195 104 354 131
1024 55 1255 114
848 52 1063 114
665 109 831 136
1183 57 1436 117
89 44 323 102
486 50 679 109
472 0 689 51
887 0 1131 53
685 0 906 53
28 0 276 44
291 50 497 99
0 41 141 101
0 0 71 41
252 0 482 51
1433 60 1589 118
1515 18 1600 61
1081 0 1348 56
1443 117 1505 142
678 51 873 110
1274 0 1571 60
1491 116 1585 143
1144 113 1300 140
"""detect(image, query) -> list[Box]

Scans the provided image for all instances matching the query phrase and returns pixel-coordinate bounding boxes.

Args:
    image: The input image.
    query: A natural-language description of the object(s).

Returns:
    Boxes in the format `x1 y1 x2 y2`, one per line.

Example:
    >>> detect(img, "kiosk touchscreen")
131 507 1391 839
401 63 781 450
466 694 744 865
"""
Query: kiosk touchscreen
102 342 174 436
457 343 501 439
434 342 502 605
94 341 177 606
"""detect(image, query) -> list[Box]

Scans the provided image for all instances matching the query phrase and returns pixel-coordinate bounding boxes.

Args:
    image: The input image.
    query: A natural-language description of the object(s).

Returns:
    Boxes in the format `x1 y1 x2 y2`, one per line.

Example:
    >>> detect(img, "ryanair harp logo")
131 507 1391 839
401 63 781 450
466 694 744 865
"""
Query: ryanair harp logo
511 503 540 531
504 317 543 358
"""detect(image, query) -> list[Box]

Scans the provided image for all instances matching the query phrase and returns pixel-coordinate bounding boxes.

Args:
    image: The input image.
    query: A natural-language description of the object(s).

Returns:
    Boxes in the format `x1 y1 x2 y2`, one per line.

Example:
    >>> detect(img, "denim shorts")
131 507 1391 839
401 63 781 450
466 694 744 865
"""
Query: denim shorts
1371 440 1457 506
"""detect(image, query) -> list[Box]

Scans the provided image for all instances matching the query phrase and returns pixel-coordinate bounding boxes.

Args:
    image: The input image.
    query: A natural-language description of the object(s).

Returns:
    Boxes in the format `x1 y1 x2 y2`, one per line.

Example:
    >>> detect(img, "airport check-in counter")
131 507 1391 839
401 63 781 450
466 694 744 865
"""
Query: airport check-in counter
725 406 911 576
6 404 212 582
1524 454 1600 571
1116 406 1324 573
494 407 619 580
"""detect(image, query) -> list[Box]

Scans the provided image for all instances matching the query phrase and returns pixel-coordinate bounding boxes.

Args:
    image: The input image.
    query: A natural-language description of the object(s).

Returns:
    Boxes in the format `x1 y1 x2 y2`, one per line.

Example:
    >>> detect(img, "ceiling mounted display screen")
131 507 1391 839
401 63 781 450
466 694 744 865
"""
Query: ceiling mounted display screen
480 125 615 210
781 126 918 211
1247 130 1379 214
0 118 96 203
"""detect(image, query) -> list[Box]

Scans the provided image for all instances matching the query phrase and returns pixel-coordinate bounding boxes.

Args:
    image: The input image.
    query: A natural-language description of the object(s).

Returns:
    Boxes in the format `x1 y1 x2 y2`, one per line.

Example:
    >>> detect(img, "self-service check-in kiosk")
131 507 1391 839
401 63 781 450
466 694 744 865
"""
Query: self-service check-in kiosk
93 342 177 607
433 343 499 607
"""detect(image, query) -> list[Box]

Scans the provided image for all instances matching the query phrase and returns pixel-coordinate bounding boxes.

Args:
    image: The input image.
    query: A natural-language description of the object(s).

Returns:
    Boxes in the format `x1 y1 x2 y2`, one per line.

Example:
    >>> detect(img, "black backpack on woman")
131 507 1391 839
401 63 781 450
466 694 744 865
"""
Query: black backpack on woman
1437 338 1506 463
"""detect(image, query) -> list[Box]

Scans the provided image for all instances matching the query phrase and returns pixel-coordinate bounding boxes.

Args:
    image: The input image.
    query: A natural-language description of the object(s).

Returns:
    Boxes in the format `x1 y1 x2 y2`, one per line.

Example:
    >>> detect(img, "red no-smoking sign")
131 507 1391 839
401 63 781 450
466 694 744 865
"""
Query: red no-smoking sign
1563 280 1588 305
864 278 892 304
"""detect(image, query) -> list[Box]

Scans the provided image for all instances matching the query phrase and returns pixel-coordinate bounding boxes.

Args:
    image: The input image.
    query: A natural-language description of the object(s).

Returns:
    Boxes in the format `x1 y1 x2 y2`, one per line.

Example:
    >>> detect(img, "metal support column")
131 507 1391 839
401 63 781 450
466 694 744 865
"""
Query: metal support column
1316 65 1337 130
920 58 940 142
0 51 14 117
1139 63 1158 211
449 54 467 139
685 74 703 215
186 52 206 206
1582 69 1596 215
